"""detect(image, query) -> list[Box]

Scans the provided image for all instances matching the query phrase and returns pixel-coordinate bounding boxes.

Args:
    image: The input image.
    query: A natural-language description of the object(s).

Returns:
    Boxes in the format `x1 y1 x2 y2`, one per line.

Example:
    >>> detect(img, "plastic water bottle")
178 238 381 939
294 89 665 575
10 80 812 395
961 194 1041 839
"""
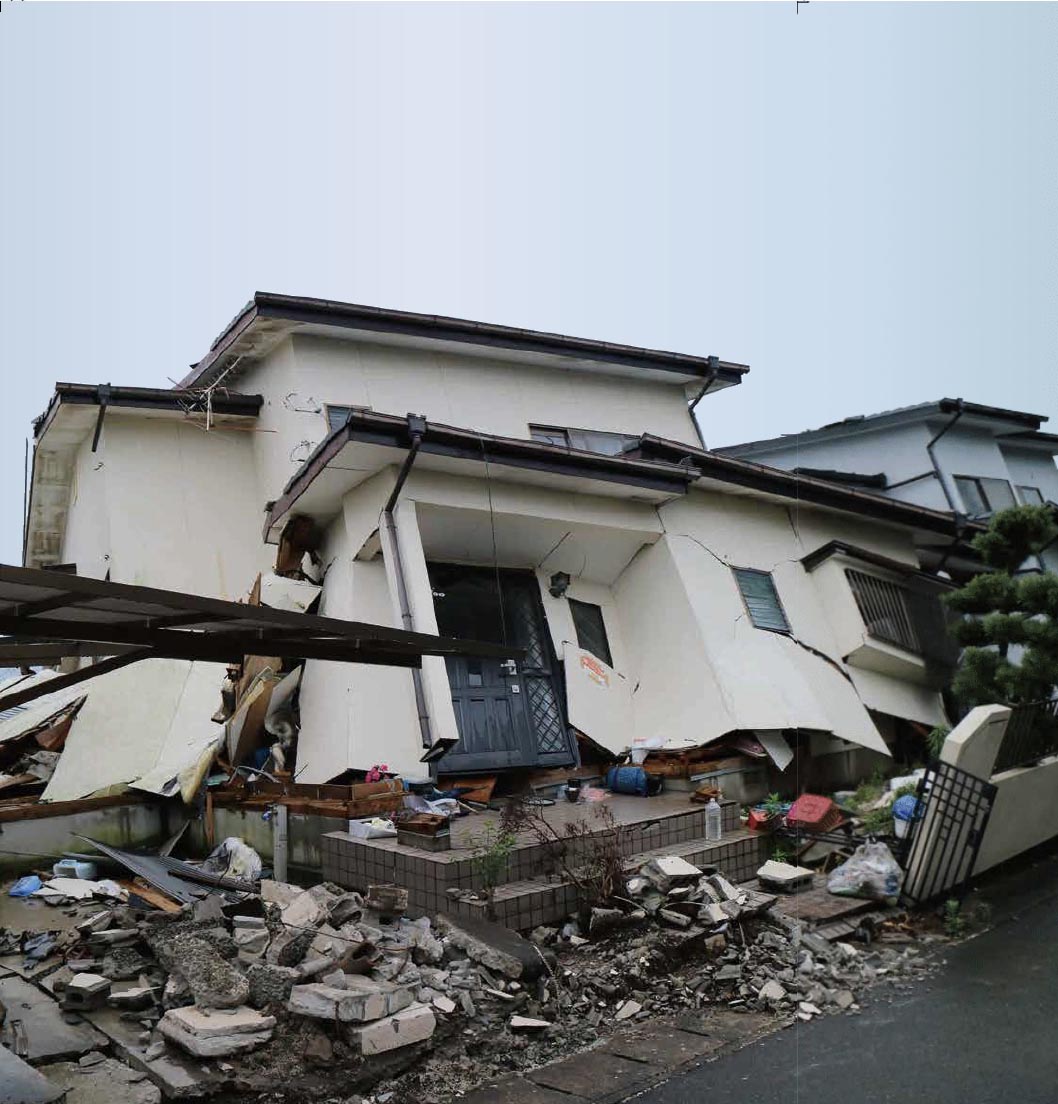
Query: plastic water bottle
706 797 722 842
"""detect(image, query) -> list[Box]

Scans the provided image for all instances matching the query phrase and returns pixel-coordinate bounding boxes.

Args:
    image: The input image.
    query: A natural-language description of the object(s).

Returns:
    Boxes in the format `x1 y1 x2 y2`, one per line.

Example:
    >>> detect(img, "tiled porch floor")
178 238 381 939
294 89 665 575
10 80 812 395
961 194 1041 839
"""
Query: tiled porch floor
321 792 755 924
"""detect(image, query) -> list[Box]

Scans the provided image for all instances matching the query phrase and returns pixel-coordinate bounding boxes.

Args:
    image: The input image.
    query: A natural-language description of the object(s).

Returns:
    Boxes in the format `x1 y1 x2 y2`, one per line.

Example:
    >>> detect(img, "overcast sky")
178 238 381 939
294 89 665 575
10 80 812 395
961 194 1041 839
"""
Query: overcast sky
1 2 1055 565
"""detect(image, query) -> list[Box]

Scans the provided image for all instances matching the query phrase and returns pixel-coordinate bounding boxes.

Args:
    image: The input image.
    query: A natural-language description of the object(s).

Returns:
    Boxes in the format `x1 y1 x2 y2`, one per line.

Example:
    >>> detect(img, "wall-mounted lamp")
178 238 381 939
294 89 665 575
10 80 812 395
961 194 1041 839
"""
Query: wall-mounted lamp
548 571 571 598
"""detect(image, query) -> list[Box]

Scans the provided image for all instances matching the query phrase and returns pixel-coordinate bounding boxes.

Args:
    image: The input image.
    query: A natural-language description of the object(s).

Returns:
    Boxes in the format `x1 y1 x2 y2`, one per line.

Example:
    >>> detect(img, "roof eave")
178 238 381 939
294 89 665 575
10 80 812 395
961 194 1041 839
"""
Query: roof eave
265 412 698 538
639 434 975 537
181 291 750 391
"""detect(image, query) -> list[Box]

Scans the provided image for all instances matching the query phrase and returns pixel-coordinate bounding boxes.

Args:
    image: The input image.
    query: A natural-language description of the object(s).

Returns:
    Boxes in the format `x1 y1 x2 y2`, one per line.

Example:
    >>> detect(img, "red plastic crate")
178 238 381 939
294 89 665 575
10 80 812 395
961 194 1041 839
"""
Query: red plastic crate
786 793 843 833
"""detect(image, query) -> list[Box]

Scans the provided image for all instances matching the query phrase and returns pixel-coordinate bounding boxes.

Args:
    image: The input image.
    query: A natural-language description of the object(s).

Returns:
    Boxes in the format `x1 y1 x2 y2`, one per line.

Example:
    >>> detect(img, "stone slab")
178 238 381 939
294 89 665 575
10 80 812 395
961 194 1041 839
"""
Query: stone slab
0 975 107 1063
158 1014 273 1059
457 1076 579 1104
83 1007 224 1100
599 1024 727 1067
767 877 876 924
527 1051 661 1103
0 1045 64 1104
36 1057 161 1104
348 1003 436 1055
672 1009 776 1044
163 1005 275 1038
435 914 550 980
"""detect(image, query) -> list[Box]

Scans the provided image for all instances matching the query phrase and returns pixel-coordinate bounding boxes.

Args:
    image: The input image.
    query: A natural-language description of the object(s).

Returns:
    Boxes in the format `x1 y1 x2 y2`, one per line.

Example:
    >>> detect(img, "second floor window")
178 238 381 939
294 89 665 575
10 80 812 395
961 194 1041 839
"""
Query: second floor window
1018 485 1045 505
954 475 1016 517
846 569 920 653
732 568 790 633
530 425 639 457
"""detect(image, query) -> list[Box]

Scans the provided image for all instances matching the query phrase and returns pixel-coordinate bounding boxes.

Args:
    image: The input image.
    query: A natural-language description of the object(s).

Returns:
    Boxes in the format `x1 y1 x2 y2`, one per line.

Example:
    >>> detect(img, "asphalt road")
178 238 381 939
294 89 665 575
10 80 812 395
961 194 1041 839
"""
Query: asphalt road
635 849 1058 1104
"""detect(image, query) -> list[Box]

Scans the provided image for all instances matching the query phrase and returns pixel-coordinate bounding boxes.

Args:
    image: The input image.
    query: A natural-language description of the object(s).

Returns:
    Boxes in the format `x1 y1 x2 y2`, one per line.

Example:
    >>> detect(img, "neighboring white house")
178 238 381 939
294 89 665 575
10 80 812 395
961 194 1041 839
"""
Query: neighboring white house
21 294 971 798
718 399 1058 575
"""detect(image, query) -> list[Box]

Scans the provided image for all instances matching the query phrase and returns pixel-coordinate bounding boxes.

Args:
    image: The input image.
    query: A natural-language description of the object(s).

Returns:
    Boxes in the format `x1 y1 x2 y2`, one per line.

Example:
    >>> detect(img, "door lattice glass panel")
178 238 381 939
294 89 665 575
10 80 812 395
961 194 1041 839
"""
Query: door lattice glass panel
506 585 548 668
526 677 565 754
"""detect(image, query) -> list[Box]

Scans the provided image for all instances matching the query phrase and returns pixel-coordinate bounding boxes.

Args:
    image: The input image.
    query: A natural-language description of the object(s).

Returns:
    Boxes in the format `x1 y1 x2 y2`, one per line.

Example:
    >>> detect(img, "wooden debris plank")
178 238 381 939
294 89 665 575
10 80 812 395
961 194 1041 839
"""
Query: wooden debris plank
439 775 497 803
117 879 183 913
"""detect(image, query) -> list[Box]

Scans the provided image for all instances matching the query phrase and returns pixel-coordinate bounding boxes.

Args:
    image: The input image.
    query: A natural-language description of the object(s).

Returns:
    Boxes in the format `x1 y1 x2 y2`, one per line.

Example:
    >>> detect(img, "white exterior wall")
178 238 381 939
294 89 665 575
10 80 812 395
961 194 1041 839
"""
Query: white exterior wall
292 458 949 777
61 434 111 580
235 332 701 508
66 414 271 599
1001 445 1058 504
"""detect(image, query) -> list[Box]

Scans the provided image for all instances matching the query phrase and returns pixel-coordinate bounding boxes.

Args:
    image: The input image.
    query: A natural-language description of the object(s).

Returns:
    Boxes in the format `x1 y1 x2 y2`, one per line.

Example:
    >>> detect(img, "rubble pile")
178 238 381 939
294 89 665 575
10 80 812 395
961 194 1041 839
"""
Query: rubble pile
1 852 939 1104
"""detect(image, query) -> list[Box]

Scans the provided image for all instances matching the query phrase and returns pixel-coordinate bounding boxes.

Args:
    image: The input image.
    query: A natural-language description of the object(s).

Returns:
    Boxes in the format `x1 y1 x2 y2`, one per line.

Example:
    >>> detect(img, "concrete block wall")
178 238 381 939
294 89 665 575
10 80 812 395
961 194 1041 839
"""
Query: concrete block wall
939 704 1058 875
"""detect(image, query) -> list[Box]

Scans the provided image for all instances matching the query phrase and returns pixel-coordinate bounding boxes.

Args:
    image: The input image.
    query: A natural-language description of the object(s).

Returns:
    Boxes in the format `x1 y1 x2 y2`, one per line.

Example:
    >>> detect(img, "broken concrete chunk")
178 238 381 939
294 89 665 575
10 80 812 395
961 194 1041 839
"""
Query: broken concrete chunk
326 892 364 927
757 860 814 893
614 999 642 1022
658 909 693 929
348 1003 436 1055
699 902 728 926
280 891 326 930
158 1006 275 1058
288 976 413 1024
641 855 701 893
364 884 409 917
435 914 551 980
432 995 457 1014
707 873 746 904
147 932 249 1010
246 963 300 1009
107 986 157 1012
260 880 304 909
758 979 786 1004
509 1015 551 1032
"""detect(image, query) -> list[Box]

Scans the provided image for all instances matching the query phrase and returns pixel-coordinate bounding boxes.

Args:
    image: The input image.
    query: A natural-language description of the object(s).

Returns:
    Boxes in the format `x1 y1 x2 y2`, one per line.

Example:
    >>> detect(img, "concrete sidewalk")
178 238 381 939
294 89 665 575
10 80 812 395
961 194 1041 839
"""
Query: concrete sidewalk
460 843 1058 1104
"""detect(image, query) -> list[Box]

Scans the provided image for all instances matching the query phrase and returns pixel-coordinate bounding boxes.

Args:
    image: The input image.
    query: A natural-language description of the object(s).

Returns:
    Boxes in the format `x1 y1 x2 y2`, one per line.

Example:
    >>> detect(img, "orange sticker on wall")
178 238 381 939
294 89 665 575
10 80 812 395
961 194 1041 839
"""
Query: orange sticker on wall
580 653 610 688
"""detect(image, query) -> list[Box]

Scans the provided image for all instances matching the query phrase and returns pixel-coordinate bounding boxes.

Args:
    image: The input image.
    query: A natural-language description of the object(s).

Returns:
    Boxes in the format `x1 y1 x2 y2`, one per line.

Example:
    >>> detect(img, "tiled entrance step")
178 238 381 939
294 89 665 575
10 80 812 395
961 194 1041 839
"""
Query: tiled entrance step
320 797 751 926
449 829 770 929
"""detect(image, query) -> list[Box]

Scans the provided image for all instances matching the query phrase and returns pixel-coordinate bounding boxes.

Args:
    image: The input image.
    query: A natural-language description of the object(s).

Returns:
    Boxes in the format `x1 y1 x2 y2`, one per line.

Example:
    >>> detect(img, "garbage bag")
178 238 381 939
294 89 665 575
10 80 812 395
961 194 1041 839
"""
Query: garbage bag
827 841 903 904
201 837 263 882
8 874 42 897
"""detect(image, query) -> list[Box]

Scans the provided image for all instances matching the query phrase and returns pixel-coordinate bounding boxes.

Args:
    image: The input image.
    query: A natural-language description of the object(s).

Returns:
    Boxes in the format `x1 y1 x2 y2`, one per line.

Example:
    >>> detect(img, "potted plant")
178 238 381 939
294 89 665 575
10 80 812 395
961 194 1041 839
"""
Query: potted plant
748 792 784 832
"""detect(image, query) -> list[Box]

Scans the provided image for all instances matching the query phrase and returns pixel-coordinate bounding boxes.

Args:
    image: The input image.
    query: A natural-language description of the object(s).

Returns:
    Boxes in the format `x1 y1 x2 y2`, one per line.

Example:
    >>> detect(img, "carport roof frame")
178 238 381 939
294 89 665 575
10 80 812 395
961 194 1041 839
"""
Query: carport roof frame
0 564 520 710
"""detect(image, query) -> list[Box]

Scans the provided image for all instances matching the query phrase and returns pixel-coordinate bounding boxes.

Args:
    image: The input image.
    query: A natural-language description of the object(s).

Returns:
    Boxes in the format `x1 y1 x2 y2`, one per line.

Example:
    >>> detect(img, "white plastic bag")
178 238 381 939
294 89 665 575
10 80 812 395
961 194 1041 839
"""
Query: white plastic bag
201 836 263 882
827 841 903 904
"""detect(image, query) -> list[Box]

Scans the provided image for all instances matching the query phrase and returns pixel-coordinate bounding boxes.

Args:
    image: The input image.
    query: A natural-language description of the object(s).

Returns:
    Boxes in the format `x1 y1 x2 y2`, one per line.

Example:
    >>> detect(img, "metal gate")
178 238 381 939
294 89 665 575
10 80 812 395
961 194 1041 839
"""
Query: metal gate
901 760 997 906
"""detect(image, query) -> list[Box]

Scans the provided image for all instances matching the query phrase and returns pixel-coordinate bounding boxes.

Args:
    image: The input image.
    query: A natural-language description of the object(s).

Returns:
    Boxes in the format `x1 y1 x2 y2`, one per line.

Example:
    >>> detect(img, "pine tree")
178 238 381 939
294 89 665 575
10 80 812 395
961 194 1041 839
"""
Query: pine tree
945 504 1058 708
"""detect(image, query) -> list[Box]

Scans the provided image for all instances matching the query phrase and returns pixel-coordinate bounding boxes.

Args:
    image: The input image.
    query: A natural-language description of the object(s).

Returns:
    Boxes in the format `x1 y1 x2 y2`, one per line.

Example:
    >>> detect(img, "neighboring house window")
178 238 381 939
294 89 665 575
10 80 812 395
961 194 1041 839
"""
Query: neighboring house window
569 599 613 667
732 569 790 633
325 404 371 433
953 475 1017 516
529 425 639 457
1017 485 1045 505
845 569 920 653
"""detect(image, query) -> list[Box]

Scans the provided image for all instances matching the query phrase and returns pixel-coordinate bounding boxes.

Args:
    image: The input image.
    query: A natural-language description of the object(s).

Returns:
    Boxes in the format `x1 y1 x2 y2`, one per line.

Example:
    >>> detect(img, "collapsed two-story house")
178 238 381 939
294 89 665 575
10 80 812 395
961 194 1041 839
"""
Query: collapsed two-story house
19 294 968 806
719 399 1058 576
